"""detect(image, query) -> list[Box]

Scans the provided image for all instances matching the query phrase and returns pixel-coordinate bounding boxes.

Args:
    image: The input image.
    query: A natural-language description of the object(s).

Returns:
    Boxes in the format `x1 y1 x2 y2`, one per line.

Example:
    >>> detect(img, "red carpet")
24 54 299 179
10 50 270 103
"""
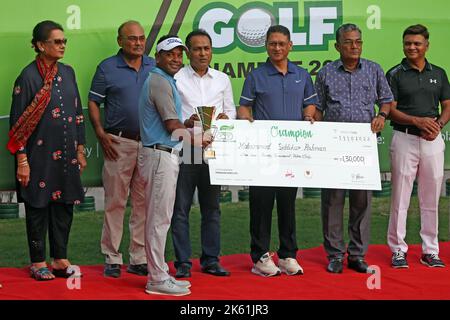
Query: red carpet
1 243 450 300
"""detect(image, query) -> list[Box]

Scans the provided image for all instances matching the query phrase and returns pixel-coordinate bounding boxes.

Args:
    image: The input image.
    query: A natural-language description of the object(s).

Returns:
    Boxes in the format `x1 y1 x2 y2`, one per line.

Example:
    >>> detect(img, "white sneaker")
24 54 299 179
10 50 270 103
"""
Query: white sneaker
278 257 304 275
251 252 281 277
145 278 191 296
169 276 191 288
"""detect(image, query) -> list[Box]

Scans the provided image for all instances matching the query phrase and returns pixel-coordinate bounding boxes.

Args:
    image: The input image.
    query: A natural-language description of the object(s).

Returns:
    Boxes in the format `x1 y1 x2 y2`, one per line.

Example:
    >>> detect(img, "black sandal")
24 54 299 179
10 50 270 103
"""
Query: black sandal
52 265 83 278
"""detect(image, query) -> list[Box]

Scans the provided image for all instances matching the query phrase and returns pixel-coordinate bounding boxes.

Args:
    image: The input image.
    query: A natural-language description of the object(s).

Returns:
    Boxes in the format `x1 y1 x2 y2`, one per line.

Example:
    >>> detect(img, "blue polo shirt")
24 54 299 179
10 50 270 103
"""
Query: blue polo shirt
138 67 183 150
239 59 318 120
88 50 155 135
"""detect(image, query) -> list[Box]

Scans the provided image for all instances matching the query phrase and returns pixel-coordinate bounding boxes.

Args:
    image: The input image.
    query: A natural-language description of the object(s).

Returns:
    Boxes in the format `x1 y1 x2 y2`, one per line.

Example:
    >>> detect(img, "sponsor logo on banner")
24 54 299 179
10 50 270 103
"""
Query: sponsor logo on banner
194 1 342 53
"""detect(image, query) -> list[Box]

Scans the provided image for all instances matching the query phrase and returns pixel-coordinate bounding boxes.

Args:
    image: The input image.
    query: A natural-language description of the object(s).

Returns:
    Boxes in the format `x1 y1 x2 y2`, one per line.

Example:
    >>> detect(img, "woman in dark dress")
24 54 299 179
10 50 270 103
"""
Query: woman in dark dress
8 20 86 280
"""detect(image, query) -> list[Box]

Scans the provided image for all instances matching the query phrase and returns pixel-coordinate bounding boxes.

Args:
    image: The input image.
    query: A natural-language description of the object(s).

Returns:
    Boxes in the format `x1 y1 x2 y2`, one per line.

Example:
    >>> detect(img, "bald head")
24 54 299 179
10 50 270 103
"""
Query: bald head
117 20 143 39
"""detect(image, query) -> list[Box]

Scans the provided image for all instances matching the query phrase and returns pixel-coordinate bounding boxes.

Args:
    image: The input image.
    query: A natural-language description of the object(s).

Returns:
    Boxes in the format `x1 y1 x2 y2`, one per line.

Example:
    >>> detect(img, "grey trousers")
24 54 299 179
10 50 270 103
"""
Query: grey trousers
138 147 180 283
321 189 372 259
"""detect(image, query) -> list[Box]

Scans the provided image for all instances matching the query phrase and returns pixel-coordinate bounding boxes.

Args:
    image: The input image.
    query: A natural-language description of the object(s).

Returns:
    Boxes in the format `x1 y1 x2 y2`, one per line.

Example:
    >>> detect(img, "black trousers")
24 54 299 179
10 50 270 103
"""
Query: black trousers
249 186 298 263
25 202 74 263
171 163 221 268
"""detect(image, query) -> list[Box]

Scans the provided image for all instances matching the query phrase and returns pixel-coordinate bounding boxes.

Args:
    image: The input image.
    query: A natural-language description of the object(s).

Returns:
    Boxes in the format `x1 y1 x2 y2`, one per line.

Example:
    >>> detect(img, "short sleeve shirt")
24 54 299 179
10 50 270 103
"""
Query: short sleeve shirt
239 59 318 120
88 50 155 134
138 67 182 150
386 58 450 122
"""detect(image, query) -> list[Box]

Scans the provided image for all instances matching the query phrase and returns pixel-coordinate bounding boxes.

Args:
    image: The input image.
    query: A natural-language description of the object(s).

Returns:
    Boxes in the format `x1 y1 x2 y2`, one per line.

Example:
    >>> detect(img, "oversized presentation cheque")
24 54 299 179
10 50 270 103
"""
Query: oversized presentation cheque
208 120 382 190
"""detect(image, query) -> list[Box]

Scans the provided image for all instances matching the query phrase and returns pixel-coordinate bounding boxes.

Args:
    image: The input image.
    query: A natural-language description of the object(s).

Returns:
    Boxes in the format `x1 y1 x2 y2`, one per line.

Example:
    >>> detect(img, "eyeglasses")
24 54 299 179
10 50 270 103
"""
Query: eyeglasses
123 35 146 42
45 38 68 46
341 39 363 47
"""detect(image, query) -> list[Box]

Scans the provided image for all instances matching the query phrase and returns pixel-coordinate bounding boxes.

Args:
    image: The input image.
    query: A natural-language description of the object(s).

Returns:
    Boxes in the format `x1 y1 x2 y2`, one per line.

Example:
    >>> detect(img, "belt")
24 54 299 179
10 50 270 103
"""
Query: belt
105 129 140 141
393 126 421 137
147 144 179 155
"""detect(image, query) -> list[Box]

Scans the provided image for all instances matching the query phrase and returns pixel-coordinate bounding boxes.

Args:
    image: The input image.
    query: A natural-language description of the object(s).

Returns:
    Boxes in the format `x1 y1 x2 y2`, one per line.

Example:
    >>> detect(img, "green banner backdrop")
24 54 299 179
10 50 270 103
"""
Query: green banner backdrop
1 0 450 190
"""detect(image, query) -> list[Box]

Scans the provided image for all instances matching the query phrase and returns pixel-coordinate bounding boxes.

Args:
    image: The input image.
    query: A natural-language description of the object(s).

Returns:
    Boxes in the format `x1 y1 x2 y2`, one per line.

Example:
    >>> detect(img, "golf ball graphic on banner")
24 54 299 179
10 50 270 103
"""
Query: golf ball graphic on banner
236 8 275 47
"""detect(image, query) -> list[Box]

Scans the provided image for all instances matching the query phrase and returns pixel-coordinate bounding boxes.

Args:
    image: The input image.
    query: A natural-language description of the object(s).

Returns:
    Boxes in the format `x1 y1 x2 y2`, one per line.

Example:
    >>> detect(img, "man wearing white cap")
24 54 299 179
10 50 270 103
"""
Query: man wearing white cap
138 35 210 296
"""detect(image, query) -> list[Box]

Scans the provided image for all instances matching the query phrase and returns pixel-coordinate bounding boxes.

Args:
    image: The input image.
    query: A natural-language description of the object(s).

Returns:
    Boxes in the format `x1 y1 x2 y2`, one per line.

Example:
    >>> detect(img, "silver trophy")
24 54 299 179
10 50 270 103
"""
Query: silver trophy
194 105 217 160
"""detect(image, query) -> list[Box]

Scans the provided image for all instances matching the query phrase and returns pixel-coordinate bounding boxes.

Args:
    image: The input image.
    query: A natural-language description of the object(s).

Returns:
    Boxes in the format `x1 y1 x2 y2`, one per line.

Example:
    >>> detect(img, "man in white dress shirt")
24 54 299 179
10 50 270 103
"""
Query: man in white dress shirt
171 29 236 278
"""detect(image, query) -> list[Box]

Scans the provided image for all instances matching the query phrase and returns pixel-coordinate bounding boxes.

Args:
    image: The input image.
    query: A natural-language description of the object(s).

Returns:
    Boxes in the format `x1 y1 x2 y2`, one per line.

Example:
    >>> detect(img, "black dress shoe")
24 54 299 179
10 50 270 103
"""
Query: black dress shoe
127 263 148 276
201 263 230 276
175 264 191 278
348 257 369 273
104 264 121 278
327 258 343 273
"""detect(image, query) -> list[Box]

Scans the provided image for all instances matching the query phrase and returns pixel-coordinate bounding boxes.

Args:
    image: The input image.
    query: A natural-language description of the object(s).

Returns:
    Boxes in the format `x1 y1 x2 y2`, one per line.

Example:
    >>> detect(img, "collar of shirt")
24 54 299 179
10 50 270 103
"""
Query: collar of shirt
115 49 153 69
336 58 363 72
152 66 176 85
186 64 214 79
265 58 297 76
401 58 432 71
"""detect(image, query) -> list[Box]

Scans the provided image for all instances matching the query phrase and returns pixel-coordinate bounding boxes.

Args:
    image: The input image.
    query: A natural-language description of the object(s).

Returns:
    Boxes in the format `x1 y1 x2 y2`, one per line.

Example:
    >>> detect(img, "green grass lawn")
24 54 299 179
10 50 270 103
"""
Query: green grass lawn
0 196 448 268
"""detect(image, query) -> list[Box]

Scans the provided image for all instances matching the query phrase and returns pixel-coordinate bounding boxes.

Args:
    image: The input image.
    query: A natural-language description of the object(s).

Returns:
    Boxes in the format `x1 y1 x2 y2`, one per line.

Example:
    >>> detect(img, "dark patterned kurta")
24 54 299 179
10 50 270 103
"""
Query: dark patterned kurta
9 61 85 208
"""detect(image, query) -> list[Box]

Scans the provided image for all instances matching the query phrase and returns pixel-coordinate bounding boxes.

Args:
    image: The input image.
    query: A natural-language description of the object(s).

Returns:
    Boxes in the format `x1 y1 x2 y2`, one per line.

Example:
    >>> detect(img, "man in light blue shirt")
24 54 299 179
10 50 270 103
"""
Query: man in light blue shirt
138 35 209 296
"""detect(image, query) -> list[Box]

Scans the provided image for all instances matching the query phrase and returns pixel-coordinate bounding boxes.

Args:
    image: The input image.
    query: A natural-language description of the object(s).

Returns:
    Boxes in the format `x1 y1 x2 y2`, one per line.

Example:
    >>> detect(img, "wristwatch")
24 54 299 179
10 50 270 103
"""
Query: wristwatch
377 111 387 119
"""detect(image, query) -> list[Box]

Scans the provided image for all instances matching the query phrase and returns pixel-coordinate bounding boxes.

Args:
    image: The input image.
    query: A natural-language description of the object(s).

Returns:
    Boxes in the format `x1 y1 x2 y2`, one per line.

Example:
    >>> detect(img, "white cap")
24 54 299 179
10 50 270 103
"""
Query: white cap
156 37 187 53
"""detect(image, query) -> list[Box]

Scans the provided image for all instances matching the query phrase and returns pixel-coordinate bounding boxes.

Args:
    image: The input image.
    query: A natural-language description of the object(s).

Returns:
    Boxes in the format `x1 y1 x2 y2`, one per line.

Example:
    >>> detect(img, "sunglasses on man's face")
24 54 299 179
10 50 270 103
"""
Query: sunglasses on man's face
45 38 68 46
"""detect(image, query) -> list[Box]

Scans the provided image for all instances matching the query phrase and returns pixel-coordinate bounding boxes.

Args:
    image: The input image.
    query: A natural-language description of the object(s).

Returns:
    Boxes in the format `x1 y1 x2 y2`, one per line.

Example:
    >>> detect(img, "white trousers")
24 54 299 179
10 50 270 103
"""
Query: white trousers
387 130 444 254
138 147 180 283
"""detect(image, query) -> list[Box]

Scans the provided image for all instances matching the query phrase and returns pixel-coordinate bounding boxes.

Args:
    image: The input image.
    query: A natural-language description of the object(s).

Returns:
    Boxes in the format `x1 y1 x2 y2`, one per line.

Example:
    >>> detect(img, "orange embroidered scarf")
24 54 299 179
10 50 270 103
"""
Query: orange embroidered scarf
7 57 58 154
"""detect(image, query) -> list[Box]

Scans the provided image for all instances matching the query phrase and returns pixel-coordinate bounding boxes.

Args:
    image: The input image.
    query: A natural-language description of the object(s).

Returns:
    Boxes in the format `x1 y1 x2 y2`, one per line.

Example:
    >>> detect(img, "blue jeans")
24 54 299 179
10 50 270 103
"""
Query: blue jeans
171 162 221 268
